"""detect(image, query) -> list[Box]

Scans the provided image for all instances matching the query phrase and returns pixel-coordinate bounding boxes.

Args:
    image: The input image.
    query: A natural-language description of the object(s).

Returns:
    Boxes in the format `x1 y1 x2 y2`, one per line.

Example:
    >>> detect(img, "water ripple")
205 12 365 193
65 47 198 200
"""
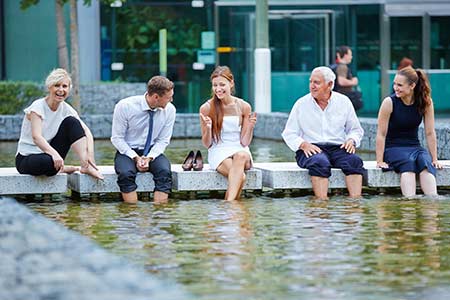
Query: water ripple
22 194 450 300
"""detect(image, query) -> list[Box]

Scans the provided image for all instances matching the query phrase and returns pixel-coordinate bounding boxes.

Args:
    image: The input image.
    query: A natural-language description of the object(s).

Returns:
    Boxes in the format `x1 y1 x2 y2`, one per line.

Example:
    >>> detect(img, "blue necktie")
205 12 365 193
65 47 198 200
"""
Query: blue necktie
143 110 155 156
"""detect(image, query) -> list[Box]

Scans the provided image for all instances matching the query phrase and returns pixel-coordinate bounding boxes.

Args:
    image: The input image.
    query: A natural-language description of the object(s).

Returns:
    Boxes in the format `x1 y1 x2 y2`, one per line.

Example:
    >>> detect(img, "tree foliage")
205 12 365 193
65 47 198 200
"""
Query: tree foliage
0 82 44 114
20 0 123 9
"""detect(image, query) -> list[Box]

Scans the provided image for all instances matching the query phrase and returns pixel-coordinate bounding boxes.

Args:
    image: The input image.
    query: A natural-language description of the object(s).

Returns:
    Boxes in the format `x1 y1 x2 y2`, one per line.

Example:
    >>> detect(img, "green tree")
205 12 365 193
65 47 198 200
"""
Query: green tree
19 0 125 112
111 4 204 80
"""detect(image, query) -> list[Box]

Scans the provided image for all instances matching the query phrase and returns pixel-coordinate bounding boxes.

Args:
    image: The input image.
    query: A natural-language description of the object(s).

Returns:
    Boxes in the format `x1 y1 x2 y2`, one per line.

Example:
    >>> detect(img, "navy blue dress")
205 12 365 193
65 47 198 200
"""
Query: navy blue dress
384 94 436 176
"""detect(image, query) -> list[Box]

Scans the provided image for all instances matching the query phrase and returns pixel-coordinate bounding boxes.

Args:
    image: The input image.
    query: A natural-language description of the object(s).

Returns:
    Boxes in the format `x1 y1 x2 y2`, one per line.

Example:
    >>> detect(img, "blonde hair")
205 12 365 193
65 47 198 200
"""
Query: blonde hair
45 68 72 90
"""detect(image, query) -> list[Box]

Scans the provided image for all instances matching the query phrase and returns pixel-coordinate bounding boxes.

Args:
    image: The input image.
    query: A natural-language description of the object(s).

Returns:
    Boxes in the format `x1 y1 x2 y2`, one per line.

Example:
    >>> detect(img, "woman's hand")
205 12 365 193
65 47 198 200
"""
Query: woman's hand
432 160 443 169
376 161 389 169
86 150 99 170
87 158 99 171
51 153 64 172
200 113 212 129
249 112 257 127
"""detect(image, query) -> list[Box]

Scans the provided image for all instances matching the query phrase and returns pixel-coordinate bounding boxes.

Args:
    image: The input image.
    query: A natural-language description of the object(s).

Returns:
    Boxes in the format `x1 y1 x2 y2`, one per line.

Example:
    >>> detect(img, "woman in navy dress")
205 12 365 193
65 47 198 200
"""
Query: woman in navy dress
376 66 442 197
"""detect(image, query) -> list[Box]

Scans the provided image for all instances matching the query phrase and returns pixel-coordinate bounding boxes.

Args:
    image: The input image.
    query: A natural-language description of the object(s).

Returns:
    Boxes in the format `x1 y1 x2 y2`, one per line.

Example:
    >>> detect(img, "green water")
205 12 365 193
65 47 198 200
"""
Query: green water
3 139 449 299
24 196 450 300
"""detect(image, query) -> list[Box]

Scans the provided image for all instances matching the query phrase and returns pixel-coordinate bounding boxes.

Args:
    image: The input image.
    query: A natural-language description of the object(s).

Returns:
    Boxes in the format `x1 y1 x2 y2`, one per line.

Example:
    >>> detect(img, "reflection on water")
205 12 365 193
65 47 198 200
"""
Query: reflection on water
3 138 445 299
25 196 450 300
0 139 375 167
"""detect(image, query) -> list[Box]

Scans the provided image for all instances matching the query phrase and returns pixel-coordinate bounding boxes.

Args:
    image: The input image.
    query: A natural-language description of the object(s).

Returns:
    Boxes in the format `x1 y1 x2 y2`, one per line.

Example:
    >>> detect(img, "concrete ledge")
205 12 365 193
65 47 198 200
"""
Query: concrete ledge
364 160 450 187
0 168 67 195
254 162 348 189
68 166 154 194
2 161 450 195
0 197 190 300
172 164 262 191
254 161 450 189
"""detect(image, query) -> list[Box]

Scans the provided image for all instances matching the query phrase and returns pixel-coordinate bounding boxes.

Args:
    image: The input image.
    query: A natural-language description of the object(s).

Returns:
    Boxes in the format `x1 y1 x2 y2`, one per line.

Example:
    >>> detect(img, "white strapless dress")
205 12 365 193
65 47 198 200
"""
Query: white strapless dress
207 116 253 170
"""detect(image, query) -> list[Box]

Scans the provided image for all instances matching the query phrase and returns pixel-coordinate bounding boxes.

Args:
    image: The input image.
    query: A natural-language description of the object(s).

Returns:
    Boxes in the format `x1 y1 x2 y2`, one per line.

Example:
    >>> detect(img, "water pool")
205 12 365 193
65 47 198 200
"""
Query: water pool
23 195 450 300
2 139 449 299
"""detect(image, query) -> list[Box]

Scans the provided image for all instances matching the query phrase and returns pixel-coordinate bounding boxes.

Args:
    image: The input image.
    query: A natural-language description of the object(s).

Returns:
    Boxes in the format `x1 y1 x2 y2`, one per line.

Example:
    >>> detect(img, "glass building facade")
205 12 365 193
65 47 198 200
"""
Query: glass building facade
214 0 450 115
1 0 450 115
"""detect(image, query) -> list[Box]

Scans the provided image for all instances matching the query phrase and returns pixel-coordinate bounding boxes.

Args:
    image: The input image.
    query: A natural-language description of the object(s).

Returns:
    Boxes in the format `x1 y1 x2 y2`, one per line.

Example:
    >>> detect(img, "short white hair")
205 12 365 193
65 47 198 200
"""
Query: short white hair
312 66 336 89
45 68 72 90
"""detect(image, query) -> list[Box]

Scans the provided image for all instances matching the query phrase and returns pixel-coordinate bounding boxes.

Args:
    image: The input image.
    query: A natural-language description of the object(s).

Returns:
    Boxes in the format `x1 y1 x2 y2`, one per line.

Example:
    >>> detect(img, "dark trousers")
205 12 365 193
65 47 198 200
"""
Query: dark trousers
114 149 172 194
296 144 365 178
15 116 85 176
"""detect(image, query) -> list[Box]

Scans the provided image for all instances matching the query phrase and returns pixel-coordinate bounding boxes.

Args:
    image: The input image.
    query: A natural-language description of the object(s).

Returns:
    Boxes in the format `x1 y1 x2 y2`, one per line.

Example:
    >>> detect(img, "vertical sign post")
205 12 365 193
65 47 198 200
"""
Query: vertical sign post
159 29 167 76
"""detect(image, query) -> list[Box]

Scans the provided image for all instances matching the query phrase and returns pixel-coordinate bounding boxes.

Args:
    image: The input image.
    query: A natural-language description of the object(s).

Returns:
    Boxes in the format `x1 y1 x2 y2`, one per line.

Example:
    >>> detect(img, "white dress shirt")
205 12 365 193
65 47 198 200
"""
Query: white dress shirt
282 91 364 152
111 94 176 159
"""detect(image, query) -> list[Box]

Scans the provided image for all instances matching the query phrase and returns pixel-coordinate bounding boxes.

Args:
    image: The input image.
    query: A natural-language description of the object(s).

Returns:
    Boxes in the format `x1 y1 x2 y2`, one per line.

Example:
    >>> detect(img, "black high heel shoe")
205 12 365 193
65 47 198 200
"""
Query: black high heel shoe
182 150 195 171
193 150 203 171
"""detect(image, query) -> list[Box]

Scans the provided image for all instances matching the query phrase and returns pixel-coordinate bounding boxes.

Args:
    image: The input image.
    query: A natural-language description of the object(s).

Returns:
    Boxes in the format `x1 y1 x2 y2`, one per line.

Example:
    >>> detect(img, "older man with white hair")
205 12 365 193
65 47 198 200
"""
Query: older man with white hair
282 66 365 200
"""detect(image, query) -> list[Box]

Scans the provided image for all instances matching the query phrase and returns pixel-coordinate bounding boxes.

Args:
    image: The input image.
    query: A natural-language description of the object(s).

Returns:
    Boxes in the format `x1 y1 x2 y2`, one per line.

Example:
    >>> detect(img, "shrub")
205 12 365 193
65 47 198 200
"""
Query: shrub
0 81 44 114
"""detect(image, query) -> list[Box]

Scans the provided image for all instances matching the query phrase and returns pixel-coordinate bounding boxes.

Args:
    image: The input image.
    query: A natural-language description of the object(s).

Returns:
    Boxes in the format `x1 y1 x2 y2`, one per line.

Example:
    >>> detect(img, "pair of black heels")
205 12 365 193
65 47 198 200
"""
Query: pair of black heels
182 150 203 171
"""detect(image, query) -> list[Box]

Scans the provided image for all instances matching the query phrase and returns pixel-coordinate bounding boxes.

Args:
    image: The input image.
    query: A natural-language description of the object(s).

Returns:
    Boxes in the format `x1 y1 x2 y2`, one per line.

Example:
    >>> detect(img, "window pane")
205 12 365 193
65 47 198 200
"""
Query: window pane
431 16 450 69
355 5 379 70
391 17 422 69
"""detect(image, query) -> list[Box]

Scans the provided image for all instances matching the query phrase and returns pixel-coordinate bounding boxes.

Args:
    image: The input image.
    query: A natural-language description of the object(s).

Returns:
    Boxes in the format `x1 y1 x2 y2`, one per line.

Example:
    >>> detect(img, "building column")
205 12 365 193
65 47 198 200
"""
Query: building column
0 0 5 80
77 0 100 83
254 0 271 113
380 4 391 100
422 13 430 70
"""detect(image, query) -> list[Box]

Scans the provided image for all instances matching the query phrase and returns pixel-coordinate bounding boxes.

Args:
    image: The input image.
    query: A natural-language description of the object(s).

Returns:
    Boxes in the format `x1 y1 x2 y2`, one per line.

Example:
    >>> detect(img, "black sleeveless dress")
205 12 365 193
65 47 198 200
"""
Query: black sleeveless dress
383 94 436 176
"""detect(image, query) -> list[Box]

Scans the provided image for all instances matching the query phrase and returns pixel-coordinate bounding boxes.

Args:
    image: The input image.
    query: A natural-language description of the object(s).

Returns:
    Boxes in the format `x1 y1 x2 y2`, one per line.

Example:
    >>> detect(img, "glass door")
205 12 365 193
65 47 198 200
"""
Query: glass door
269 10 331 111
270 12 330 72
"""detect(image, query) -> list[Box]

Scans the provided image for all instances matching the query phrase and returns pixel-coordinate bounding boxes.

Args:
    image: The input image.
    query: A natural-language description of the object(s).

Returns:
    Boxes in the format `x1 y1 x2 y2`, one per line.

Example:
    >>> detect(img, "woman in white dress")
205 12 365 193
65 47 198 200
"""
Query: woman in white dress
199 66 257 200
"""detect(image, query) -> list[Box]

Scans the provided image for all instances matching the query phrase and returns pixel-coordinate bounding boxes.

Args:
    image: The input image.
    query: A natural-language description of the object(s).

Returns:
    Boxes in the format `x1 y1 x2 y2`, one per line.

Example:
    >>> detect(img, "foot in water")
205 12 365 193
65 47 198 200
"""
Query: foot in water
80 163 104 180
62 166 80 174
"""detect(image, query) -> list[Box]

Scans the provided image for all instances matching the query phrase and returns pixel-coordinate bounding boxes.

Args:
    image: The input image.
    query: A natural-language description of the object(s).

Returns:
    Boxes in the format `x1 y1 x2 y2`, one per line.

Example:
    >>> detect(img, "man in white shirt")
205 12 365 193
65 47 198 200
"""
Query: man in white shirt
111 76 175 204
282 66 365 200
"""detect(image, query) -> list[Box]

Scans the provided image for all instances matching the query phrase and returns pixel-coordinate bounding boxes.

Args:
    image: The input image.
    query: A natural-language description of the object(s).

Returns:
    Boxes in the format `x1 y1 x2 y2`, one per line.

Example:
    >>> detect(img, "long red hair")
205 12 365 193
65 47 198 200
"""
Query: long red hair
209 66 235 143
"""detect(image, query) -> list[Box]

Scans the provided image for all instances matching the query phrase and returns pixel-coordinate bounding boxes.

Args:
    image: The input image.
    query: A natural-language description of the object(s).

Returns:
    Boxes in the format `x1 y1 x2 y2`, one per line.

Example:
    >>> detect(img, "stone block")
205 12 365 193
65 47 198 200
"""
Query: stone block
183 114 202 138
254 161 450 190
365 160 450 187
172 164 262 191
254 162 347 189
0 168 67 195
67 166 154 194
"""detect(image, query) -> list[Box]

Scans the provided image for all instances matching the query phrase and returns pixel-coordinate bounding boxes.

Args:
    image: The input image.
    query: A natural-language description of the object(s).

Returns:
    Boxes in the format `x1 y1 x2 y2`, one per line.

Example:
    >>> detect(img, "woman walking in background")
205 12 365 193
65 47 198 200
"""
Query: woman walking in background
376 66 441 197
15 68 103 179
199 66 257 200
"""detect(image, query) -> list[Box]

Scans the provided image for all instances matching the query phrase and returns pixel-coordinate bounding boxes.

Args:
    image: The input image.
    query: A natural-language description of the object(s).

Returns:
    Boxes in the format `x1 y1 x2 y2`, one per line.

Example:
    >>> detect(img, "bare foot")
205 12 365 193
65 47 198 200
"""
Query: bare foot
62 166 80 174
80 164 104 180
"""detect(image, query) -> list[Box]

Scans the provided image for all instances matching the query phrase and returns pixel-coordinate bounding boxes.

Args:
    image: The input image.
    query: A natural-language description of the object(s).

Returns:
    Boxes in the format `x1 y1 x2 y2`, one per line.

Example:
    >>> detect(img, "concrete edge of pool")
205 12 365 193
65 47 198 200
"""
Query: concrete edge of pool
1 161 450 197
